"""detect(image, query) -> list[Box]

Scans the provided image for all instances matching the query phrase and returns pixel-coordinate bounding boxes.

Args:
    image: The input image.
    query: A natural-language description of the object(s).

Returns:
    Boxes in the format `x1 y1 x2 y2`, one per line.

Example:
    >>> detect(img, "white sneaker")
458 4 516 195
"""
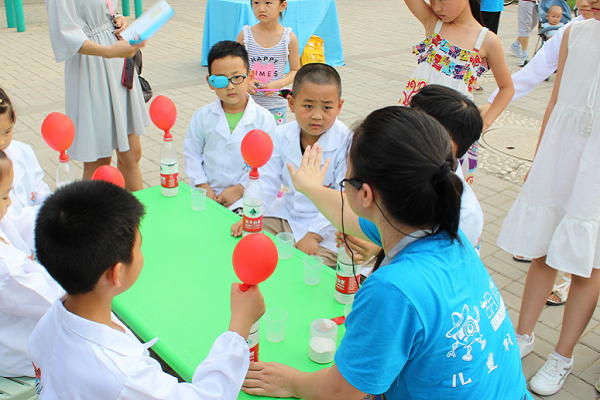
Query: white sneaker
529 353 573 396
517 333 534 358
519 54 529 67
510 42 522 58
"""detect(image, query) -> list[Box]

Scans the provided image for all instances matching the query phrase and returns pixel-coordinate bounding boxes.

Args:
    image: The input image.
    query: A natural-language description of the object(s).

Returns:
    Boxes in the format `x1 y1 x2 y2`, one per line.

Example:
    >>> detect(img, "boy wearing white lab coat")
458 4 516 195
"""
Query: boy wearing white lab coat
232 64 350 267
184 41 276 211
0 151 64 378
29 181 265 399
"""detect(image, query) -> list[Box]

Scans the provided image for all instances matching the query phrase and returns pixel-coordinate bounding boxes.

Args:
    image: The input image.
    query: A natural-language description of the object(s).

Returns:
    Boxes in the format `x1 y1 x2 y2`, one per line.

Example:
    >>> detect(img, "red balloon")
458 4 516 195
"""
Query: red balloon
91 165 125 188
41 112 75 153
233 234 278 288
241 129 273 169
149 95 177 133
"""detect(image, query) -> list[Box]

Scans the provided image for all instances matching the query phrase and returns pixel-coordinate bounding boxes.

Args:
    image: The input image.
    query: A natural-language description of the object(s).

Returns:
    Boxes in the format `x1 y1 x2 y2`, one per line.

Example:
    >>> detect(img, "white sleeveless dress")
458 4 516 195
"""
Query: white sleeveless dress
497 19 600 278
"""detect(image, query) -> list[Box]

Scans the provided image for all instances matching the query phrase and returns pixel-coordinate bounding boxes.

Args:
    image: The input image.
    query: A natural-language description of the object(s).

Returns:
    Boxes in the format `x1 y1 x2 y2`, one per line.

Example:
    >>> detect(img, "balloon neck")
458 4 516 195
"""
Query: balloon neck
163 131 172 141
59 151 70 163
239 283 250 292
249 168 259 179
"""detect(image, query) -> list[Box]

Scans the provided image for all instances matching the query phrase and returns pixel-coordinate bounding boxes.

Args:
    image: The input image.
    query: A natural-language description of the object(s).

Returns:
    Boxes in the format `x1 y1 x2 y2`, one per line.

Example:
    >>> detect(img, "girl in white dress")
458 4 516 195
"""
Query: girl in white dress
45 0 150 190
497 16 600 396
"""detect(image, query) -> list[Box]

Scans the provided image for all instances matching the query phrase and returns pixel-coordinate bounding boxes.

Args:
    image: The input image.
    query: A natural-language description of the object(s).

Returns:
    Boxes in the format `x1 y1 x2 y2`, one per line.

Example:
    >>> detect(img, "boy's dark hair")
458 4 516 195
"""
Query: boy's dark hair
207 41 250 75
0 88 16 124
35 180 146 295
410 84 483 159
292 63 342 98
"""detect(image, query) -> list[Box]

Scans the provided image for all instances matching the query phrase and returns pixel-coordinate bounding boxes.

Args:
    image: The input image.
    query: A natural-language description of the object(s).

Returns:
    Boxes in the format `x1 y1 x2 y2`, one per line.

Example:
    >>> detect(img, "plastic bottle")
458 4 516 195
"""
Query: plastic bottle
335 247 361 304
242 169 263 237
160 132 179 197
56 158 76 188
247 321 260 362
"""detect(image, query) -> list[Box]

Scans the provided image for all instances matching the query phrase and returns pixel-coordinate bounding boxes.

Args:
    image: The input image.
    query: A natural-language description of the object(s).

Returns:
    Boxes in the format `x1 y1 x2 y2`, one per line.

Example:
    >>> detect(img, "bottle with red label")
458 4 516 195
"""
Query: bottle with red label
247 321 260 362
160 132 178 197
335 247 361 304
242 169 263 237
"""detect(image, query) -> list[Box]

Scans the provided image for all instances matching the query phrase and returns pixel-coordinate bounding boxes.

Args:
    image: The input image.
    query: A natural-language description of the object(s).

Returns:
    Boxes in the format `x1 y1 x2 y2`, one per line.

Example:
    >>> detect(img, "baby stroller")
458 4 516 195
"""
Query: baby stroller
534 0 572 54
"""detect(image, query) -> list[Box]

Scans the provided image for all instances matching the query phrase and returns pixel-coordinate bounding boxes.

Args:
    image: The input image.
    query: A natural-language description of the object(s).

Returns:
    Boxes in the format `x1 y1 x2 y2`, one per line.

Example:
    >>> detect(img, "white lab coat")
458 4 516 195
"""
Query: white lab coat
261 120 352 253
29 300 250 399
0 221 64 377
3 140 52 248
183 96 277 210
488 15 584 104
456 163 484 256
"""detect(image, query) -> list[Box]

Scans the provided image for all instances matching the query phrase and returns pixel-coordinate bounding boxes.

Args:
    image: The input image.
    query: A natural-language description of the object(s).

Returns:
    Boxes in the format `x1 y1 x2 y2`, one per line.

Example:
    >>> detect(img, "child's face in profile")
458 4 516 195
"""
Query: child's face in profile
119 230 144 292
288 82 344 138
0 113 14 152
547 8 562 25
207 56 254 112
0 166 13 221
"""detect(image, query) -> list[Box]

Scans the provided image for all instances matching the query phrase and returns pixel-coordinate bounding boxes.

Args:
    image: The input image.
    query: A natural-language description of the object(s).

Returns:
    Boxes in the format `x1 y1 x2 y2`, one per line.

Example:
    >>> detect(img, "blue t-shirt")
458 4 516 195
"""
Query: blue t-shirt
335 218 530 400
481 0 503 13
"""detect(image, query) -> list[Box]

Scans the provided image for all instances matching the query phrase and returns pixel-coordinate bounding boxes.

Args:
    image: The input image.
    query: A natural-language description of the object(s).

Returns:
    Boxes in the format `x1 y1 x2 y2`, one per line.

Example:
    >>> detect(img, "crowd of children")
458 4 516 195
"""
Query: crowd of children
2 0 600 398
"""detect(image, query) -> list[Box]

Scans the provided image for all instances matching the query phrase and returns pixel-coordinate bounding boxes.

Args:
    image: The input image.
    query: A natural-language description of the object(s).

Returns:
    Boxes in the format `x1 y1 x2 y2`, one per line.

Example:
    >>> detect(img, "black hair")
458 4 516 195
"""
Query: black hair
0 149 12 183
35 180 146 295
469 0 484 26
349 106 463 244
250 0 286 21
410 84 482 159
292 63 342 99
0 88 16 124
207 40 250 75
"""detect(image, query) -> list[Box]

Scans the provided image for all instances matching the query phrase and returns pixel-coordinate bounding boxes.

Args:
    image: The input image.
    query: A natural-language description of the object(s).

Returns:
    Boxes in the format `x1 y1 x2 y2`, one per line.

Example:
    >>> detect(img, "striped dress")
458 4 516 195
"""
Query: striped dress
242 25 292 112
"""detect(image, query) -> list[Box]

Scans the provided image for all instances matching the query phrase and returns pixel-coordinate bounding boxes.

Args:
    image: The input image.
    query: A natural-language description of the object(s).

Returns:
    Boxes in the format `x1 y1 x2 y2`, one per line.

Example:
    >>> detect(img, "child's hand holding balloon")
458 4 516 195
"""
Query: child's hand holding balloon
229 283 265 341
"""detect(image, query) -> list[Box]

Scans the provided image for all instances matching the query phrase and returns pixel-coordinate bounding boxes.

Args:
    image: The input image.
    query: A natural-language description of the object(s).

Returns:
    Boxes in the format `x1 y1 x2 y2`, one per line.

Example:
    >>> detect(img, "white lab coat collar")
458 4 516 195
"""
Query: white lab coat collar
282 119 345 167
54 300 157 357
208 95 259 140
4 143 28 208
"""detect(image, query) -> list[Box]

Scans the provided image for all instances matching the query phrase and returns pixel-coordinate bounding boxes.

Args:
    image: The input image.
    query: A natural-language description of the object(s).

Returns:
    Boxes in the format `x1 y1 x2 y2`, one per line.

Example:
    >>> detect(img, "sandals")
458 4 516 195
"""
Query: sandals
473 84 484 93
513 254 532 262
546 276 571 306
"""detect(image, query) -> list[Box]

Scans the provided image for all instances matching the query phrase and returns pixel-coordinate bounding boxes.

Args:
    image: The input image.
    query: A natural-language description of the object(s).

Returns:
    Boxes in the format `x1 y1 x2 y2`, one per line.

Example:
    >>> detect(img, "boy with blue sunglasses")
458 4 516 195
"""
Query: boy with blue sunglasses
184 41 276 212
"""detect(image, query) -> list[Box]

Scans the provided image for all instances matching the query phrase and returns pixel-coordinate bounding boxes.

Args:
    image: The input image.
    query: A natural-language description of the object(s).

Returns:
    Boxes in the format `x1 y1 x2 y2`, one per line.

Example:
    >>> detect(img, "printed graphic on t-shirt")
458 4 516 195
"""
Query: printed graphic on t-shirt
480 278 506 332
446 304 486 362
251 56 280 84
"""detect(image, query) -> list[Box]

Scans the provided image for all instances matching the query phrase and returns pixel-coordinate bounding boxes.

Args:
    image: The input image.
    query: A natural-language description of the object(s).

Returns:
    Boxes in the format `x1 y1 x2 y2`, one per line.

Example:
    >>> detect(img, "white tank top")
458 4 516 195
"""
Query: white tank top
243 25 292 110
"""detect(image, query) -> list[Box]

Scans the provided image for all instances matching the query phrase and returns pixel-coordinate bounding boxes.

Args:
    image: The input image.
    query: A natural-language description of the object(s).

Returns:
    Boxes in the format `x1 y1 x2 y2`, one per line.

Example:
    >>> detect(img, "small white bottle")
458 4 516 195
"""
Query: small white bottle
56 157 76 188
242 170 263 237
334 247 361 304
160 132 179 197
247 321 260 362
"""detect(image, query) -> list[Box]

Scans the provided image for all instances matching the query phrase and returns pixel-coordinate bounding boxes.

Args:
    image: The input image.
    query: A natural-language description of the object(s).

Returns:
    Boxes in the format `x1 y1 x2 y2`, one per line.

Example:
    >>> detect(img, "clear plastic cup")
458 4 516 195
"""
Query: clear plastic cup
276 232 295 260
263 308 288 343
303 255 323 286
309 318 338 364
191 187 207 211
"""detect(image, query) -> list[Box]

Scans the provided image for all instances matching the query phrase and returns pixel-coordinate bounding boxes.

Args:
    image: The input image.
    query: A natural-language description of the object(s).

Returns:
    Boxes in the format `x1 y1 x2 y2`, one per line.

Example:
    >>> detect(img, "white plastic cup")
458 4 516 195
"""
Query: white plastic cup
263 308 288 343
309 318 338 364
344 302 353 317
276 232 295 260
191 187 207 211
303 256 323 286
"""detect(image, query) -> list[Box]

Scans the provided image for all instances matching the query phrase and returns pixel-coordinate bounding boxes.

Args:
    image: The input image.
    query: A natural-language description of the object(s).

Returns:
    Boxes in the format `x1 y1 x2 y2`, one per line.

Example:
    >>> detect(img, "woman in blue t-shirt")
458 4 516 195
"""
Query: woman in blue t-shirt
241 106 531 400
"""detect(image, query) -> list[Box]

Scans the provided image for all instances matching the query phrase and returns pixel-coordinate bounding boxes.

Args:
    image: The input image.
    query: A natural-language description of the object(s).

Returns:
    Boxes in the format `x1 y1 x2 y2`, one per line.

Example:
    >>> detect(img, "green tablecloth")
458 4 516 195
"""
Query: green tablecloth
113 183 345 399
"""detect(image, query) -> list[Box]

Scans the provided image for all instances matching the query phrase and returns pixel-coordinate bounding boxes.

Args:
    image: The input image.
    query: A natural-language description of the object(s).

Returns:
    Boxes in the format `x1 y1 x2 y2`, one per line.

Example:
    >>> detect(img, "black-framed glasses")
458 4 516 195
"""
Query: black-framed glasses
340 178 363 190
208 73 248 89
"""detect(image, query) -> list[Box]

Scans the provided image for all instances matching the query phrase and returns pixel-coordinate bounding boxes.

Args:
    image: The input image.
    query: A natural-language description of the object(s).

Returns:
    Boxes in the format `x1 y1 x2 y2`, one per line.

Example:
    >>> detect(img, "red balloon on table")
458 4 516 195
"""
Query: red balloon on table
41 112 75 162
149 95 177 139
241 129 273 170
233 233 278 291
91 165 125 188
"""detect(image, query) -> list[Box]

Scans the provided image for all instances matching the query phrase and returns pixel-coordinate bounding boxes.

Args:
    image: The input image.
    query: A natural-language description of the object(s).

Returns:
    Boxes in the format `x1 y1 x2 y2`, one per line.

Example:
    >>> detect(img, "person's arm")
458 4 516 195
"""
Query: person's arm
480 33 514 130
287 144 368 241
78 39 145 59
403 0 439 33
261 32 300 96
534 26 569 158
